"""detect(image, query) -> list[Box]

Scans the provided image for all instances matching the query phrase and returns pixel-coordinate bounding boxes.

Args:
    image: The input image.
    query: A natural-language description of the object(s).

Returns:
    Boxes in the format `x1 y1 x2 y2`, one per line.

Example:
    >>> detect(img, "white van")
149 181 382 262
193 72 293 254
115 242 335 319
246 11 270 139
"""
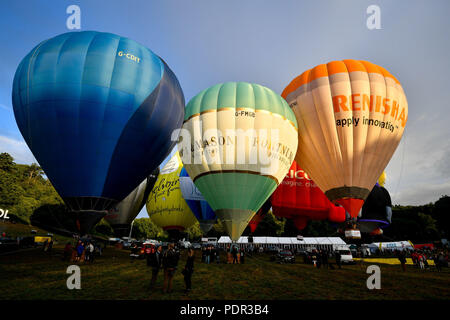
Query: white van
335 245 354 264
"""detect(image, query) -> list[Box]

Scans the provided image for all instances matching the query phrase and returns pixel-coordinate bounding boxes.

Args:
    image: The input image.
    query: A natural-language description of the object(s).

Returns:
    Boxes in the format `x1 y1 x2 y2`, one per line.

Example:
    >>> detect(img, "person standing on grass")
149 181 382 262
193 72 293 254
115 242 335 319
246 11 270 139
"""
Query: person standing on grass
232 245 238 264
322 250 329 269
84 242 90 262
205 245 211 264
76 241 84 262
418 252 425 270
335 251 342 269
162 243 179 293
317 250 322 269
63 242 72 261
240 248 245 264
398 250 407 272
148 245 162 289
433 253 441 272
311 250 317 267
88 242 95 263
47 239 53 256
201 246 206 263
215 246 220 264
183 247 195 293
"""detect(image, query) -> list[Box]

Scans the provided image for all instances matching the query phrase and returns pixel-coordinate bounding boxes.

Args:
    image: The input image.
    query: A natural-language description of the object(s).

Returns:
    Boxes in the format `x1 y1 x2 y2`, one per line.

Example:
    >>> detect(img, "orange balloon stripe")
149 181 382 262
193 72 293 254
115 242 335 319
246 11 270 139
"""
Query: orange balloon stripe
281 59 400 99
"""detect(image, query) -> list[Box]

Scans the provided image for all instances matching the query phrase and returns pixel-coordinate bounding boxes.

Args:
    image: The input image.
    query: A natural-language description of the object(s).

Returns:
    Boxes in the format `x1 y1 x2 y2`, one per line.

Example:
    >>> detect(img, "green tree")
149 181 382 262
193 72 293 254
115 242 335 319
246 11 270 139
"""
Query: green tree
132 218 165 240
0 153 15 172
433 195 450 238
185 222 203 240
302 220 339 237
281 218 299 236
253 211 284 236
94 218 114 237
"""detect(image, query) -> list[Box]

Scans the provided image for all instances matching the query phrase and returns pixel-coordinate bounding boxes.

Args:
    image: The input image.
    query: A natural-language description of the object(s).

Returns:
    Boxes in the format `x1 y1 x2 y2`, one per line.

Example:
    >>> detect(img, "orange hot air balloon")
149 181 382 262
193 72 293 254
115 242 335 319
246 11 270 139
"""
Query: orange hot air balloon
271 161 346 230
282 60 408 217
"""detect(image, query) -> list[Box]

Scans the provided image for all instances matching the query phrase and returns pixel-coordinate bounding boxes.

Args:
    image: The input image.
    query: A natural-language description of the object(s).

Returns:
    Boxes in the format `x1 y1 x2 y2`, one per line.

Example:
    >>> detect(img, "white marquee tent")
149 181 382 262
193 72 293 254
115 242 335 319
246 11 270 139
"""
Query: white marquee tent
217 236 348 251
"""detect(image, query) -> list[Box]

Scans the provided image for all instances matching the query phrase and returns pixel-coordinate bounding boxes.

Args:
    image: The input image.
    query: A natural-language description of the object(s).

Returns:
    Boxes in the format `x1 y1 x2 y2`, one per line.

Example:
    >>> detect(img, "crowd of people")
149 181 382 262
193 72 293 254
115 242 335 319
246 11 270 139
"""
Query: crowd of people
146 243 194 294
201 245 221 264
306 249 342 269
404 249 449 272
144 242 253 294
60 240 103 263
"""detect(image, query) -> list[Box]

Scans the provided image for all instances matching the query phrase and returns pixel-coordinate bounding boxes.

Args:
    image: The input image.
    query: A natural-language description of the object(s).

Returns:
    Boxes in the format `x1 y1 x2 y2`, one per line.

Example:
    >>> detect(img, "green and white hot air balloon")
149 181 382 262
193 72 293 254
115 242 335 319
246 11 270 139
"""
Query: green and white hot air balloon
178 82 298 241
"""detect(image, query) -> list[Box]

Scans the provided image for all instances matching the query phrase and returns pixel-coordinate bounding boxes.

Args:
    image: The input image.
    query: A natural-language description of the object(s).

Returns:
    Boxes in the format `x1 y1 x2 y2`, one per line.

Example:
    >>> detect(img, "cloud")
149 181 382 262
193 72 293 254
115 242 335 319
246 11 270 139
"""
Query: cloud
391 180 450 206
434 143 450 177
0 135 36 164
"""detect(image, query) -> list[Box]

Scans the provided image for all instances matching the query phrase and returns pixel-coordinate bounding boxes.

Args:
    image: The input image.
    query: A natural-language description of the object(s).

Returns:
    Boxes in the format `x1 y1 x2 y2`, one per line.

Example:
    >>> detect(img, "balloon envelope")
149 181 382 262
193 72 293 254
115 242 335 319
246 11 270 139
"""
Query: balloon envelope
179 167 216 234
357 184 392 233
104 168 159 237
179 82 298 241
12 31 185 233
282 60 407 217
146 153 197 232
248 199 272 233
271 161 346 230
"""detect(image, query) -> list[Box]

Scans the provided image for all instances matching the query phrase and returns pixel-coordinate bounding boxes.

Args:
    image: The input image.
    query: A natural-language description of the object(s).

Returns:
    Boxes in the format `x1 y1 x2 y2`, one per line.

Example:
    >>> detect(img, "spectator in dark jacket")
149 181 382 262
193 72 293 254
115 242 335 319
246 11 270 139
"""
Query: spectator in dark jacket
201 246 206 263
215 247 220 263
183 248 195 293
232 246 238 264
63 242 72 261
162 243 180 293
322 250 329 269
148 245 162 289
75 241 84 262
205 246 211 264
240 248 245 264
335 251 342 269
398 250 407 272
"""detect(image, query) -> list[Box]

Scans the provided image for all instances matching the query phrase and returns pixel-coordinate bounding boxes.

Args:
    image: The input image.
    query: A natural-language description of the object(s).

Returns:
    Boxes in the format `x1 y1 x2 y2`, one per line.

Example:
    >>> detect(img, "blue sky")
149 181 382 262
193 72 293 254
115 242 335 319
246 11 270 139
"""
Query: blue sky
1 0 449 220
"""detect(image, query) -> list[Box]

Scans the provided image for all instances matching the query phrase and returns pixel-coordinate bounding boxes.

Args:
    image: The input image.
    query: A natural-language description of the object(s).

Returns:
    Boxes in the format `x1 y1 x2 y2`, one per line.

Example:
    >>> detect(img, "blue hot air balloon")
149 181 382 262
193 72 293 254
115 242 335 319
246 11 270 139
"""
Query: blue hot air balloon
179 167 217 234
12 31 184 233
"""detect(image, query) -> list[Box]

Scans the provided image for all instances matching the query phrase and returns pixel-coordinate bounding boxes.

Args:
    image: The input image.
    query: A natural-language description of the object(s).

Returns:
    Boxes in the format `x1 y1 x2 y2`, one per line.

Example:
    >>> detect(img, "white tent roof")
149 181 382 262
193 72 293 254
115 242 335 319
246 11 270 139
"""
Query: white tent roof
218 236 347 245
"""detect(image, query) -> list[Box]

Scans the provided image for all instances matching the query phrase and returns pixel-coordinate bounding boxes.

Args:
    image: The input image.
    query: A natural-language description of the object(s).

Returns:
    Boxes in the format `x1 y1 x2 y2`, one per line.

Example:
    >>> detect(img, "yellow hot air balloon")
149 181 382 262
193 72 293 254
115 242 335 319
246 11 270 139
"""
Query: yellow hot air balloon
146 152 197 235
282 60 408 217
378 171 386 187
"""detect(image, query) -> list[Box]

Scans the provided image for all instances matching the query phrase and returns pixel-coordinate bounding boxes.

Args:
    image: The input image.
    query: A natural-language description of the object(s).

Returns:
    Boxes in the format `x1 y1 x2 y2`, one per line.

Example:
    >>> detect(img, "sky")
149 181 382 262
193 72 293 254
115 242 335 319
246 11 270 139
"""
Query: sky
0 0 449 220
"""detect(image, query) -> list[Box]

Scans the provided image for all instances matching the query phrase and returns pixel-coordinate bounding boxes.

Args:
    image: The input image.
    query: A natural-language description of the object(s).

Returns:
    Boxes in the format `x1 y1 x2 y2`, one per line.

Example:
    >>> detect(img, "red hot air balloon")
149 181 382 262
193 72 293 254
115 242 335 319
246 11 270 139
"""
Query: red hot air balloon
248 199 271 233
271 161 346 230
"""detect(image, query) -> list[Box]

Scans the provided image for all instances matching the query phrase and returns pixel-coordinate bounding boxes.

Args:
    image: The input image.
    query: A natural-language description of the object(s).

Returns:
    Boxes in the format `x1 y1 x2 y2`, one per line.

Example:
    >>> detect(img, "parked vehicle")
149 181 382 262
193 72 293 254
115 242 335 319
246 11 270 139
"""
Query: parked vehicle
337 249 355 264
266 246 280 253
270 250 296 264
191 242 201 249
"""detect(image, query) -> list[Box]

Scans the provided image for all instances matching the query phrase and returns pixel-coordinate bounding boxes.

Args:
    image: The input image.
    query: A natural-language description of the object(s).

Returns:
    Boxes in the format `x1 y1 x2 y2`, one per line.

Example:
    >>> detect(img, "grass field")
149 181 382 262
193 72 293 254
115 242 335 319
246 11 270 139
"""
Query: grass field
1 245 449 300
